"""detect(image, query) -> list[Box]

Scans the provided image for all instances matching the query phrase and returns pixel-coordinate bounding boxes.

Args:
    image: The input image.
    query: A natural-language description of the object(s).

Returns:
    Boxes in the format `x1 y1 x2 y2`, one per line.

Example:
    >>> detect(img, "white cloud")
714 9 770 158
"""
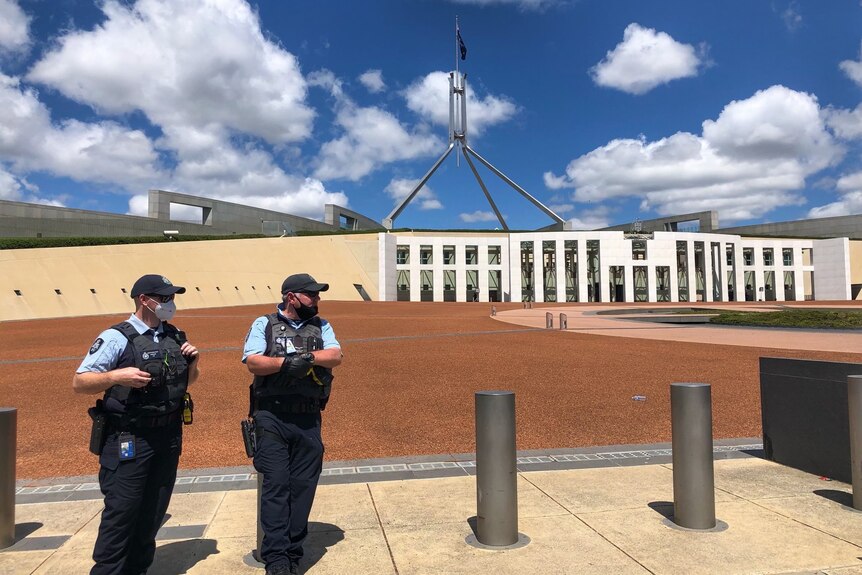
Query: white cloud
0 164 65 206
358 69 385 93
0 165 29 199
590 23 705 95
781 2 803 31
128 177 346 220
808 193 862 218
27 0 314 145
384 178 443 210
808 171 862 218
315 104 441 181
545 85 843 223
459 210 498 223
0 0 30 53
839 42 862 88
824 103 862 140
548 203 573 214
702 85 838 168
403 71 518 137
311 69 441 181
19 0 347 218
837 171 862 192
567 206 611 230
0 73 165 189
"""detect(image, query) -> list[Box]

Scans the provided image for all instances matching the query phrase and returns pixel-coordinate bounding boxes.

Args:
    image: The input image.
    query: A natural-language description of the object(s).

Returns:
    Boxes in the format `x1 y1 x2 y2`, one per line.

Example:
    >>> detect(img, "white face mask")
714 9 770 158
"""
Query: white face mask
147 299 176 321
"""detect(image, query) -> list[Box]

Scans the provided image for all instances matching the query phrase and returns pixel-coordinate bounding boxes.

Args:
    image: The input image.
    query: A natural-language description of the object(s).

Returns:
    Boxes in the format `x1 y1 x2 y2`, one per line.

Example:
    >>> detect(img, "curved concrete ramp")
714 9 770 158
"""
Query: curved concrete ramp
493 303 862 354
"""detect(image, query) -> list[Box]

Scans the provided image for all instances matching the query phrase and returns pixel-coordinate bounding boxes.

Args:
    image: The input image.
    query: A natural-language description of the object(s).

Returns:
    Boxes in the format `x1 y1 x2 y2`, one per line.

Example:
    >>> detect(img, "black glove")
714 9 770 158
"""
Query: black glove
281 353 314 378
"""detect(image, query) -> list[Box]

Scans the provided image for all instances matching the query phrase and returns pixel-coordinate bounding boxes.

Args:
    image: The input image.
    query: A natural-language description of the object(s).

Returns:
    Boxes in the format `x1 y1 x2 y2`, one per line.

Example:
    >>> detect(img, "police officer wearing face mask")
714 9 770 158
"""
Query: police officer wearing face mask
243 273 343 575
73 274 200 575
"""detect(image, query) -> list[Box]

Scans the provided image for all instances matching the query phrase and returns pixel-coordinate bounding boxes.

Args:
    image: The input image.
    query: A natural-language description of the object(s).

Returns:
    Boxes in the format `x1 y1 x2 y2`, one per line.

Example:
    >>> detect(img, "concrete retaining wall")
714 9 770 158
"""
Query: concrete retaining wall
0 235 379 321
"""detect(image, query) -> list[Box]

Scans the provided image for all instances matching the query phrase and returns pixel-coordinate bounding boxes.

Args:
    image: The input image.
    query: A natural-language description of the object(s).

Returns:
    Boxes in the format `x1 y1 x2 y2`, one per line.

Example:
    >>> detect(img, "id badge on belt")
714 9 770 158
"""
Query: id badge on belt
118 433 137 461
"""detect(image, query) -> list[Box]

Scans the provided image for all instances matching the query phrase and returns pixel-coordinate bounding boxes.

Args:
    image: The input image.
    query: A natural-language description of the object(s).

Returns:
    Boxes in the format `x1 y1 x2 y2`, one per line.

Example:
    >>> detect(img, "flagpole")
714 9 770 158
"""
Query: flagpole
455 16 459 76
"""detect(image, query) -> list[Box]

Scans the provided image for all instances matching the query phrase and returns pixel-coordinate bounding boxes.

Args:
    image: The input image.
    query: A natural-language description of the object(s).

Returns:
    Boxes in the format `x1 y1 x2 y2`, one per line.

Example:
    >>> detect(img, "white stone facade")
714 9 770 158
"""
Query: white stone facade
379 231 851 303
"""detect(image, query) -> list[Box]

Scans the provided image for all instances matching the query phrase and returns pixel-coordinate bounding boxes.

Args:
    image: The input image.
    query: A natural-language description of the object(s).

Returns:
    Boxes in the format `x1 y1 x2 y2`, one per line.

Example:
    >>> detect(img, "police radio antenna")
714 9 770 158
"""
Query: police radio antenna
382 19 568 232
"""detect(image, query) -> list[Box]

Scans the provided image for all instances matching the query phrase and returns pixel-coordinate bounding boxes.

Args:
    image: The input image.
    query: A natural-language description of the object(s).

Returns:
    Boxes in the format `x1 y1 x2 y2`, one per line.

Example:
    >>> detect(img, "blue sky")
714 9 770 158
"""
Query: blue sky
0 0 861 231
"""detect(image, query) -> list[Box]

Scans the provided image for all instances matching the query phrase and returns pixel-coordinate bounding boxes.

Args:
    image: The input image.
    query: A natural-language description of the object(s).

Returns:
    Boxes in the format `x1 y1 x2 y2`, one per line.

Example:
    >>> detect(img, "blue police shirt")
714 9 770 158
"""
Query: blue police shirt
243 304 340 363
77 315 163 373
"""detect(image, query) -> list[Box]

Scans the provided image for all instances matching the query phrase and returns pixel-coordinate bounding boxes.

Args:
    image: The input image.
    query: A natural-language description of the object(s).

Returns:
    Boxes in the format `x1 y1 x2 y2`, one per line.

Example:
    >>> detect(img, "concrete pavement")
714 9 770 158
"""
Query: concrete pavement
5 445 862 575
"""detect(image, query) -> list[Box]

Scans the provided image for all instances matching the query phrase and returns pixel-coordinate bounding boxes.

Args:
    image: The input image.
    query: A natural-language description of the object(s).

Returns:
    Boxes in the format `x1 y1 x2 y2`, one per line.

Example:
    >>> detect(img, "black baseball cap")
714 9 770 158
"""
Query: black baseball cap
281 273 329 294
130 274 187 298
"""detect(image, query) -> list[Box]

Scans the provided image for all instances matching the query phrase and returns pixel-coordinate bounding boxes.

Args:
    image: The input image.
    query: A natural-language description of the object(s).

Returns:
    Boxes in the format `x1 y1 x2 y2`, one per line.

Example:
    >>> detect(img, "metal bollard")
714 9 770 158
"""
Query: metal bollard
559 313 567 330
475 391 518 546
0 408 16 549
670 383 716 529
545 312 553 329
253 473 264 563
849 376 862 510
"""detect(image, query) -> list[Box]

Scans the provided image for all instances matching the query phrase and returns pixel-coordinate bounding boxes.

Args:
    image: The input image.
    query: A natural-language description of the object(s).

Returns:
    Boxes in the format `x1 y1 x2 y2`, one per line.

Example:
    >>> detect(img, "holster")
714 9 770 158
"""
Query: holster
241 419 256 458
88 401 108 456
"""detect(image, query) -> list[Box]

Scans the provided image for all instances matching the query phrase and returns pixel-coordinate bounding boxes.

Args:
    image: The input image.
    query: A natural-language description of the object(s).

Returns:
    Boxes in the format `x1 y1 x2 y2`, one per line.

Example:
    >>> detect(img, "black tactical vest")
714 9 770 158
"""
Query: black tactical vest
103 321 191 417
252 314 333 408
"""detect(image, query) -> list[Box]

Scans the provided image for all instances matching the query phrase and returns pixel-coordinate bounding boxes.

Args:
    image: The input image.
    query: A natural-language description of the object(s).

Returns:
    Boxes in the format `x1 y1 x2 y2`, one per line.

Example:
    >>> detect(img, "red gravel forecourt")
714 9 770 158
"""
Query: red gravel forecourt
3 300 861 480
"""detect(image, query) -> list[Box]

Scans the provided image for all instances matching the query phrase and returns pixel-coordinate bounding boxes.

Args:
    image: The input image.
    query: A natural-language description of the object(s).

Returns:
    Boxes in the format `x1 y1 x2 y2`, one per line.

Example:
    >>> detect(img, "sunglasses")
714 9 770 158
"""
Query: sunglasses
145 294 175 303
294 291 319 298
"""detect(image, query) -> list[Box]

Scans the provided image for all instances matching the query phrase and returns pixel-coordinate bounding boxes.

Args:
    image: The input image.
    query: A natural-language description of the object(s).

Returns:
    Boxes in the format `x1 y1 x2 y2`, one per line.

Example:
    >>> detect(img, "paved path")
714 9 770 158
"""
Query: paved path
5 451 862 575
494 303 862 353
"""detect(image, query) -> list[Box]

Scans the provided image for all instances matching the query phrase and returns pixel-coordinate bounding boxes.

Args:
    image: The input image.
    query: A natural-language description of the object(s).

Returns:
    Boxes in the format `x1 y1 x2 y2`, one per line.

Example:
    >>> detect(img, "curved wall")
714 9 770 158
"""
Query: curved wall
0 235 379 321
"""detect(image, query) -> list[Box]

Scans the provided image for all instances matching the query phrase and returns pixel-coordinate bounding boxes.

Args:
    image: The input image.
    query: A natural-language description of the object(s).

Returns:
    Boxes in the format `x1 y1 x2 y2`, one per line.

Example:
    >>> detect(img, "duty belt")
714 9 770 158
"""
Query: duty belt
255 397 321 414
108 409 182 430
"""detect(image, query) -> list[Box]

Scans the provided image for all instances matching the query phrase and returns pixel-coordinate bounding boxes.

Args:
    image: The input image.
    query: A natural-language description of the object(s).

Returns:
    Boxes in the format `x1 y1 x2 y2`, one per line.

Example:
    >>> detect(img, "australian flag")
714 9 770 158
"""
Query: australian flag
457 26 467 60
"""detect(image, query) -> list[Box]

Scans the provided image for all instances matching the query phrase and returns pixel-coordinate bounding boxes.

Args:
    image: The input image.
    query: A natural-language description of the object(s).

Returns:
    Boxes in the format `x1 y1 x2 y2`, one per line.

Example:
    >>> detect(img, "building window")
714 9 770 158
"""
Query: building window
488 270 501 302
764 271 776 301
396 246 410 264
543 240 556 302
587 240 600 302
633 266 648 302
726 245 734 266
488 245 501 265
677 241 688 302
656 267 671 302
802 248 813 265
420 245 433 265
420 270 433 302
783 248 793 266
396 270 410 301
632 240 647 260
466 269 479 292
763 248 774 266
743 248 754 266
465 245 478 265
443 270 456 302
564 240 577 302
520 241 534 302
443 245 455 265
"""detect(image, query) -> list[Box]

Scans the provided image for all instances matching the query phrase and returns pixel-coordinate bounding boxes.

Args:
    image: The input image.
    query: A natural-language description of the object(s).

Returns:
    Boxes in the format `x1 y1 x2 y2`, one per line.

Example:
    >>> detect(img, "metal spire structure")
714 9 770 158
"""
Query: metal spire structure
382 22 568 231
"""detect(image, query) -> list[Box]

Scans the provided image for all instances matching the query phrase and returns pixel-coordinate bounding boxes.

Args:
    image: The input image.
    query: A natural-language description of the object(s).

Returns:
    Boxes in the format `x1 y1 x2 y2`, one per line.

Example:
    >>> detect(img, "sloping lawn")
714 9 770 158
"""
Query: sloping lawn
710 309 862 329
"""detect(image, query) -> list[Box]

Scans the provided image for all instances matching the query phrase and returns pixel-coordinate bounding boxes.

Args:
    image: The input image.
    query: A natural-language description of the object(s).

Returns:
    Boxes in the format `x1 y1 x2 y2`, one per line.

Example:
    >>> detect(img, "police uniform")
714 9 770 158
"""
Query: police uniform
77 277 193 575
243 296 339 574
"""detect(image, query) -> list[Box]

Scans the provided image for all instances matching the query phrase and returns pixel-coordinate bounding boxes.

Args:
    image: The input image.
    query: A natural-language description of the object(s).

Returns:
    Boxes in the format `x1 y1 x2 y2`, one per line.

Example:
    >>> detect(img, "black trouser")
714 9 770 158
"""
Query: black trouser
91 423 182 575
253 409 324 569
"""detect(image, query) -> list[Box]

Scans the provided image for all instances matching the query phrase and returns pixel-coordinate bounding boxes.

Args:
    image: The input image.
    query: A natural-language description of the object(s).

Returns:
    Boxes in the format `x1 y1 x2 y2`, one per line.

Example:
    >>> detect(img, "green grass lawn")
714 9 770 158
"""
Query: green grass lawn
709 309 862 329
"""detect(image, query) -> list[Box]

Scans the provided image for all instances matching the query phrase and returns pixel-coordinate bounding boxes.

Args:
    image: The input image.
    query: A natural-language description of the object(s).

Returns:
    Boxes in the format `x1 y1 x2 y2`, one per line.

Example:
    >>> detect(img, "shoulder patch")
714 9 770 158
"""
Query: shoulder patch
89 338 104 355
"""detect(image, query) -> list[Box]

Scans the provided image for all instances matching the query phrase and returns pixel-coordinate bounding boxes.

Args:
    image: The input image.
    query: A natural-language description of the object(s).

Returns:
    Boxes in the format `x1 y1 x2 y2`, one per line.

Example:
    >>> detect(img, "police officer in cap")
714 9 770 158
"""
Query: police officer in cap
243 273 342 575
73 274 200 575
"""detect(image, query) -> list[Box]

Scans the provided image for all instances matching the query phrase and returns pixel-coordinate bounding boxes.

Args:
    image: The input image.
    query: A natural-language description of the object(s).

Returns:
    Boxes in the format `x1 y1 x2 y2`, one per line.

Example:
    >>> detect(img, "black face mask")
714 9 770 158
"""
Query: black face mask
294 300 318 321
